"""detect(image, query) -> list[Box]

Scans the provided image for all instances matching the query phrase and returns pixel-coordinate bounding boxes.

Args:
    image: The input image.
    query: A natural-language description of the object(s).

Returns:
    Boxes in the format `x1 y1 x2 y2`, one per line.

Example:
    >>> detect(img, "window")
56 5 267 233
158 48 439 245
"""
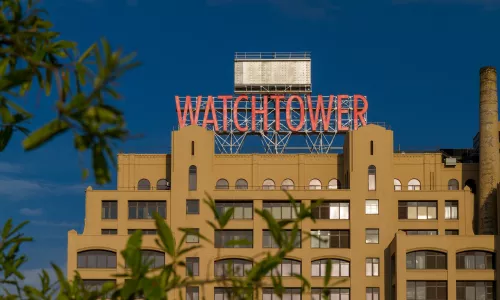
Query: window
281 178 294 190
406 281 447 300
235 179 248 190
214 230 253 248
263 201 301 219
102 200 117 219
311 259 350 277
128 201 166 219
268 259 301 277
366 287 379 300
445 200 458 219
404 230 438 235
365 229 379 244
456 251 495 269
309 178 322 190
128 229 157 235
191 141 195 156
310 230 349 248
365 200 379 215
186 200 200 214
126 250 164 269
406 251 447 269
370 140 374 155
312 201 349 219
448 179 459 190
263 230 301 248
214 259 252 277
216 179 229 190
398 201 437 220
157 179 170 190
408 178 421 190
215 201 253 219
83 280 116 292
262 179 275 190
311 288 349 300
262 288 301 300
77 250 117 268
328 178 340 189
101 229 117 235
445 230 459 235
186 286 199 300
456 281 495 300
186 257 199 276
366 258 379 276
394 178 402 191
189 165 197 191
186 228 199 243
215 287 251 300
368 165 376 191
137 179 150 190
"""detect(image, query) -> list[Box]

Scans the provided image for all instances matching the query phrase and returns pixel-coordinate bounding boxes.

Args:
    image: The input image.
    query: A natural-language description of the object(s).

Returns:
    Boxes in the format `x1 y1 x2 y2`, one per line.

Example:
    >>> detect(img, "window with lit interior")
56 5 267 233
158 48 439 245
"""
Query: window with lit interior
281 178 294 190
368 165 376 190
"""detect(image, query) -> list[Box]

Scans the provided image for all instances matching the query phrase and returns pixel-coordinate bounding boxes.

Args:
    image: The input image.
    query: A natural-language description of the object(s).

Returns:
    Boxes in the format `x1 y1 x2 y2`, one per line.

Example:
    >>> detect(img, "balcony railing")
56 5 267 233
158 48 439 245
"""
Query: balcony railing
213 185 349 191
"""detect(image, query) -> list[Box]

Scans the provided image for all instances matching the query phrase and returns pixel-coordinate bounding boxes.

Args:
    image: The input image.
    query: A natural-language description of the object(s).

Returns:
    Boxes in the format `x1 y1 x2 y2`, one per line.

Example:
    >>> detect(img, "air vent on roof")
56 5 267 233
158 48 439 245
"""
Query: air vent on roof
445 157 457 166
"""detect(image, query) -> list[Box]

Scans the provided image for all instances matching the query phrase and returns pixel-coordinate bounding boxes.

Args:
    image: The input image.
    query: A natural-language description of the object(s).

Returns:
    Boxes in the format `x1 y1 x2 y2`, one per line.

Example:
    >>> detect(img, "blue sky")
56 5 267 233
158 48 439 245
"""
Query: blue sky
1 0 500 288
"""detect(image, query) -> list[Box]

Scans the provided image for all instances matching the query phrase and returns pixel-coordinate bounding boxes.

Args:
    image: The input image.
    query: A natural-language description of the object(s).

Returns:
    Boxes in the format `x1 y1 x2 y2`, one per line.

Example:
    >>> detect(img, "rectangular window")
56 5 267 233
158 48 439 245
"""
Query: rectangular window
368 175 376 191
101 229 117 235
262 288 301 300
263 201 301 219
263 230 301 248
312 201 349 219
128 229 157 235
311 288 349 300
445 200 459 220
366 229 379 244
215 287 252 300
310 230 349 248
128 201 166 219
186 228 200 243
186 286 199 300
365 200 379 215
186 257 199 276
102 201 117 219
214 230 253 248
404 230 438 235
407 281 447 300
398 201 437 220
366 258 380 276
456 251 494 269
83 280 116 295
215 201 253 220
186 200 200 214
456 281 495 300
366 287 379 300
406 251 447 269
445 229 459 235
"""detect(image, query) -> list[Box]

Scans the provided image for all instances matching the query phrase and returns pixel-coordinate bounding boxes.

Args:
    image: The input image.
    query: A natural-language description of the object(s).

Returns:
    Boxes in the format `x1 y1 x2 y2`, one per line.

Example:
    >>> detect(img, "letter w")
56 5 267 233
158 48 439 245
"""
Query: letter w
307 95 334 131
175 96 202 128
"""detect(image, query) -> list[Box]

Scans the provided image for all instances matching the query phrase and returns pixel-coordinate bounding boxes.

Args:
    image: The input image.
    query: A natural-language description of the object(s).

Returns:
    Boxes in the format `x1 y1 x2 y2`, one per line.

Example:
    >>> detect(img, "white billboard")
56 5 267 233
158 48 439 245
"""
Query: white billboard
234 60 311 86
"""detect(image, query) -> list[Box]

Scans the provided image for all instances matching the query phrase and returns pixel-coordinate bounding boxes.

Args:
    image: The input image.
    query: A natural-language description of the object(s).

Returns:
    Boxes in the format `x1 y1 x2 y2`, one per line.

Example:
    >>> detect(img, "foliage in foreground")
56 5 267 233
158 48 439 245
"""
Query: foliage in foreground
0 0 140 184
0 194 343 299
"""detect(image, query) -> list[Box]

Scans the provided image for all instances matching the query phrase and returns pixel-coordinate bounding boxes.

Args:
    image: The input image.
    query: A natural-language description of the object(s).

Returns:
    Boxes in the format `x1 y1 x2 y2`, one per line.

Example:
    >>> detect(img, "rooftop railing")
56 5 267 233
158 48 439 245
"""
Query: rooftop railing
235 52 311 60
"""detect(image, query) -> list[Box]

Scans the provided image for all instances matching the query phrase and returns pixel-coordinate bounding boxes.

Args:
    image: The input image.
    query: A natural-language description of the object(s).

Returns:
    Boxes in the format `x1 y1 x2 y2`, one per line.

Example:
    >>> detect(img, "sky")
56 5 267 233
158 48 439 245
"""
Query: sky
1 0 500 291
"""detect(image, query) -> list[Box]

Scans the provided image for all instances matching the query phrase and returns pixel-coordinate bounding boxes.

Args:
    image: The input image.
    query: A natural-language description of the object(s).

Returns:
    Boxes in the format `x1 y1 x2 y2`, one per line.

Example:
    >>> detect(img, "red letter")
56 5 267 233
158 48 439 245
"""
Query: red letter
202 96 219 131
175 95 202 128
271 95 284 131
218 95 232 132
252 95 268 131
353 94 368 130
337 95 349 132
233 95 248 132
307 95 334 132
286 95 305 132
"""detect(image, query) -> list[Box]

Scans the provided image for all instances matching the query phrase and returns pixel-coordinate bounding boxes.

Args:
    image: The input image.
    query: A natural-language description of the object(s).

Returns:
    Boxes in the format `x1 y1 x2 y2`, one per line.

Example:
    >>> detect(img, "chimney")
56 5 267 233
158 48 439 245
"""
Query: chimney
478 66 498 234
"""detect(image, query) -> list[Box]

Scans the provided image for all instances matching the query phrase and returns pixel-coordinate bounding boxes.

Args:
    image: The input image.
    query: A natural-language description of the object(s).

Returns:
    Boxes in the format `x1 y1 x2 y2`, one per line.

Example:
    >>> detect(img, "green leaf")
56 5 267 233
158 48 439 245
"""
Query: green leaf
0 126 14 151
22 118 70 151
154 213 175 257
323 259 332 287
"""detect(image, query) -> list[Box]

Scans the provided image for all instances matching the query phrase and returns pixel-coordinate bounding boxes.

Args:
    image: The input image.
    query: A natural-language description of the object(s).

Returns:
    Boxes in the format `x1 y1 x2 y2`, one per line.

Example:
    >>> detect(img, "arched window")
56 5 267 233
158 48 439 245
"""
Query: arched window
448 179 459 190
394 179 402 191
456 251 495 270
262 179 275 190
137 179 150 190
328 179 340 190
77 250 117 269
129 250 165 269
216 179 229 190
189 166 197 191
406 250 447 269
309 179 322 190
368 165 376 191
269 259 301 277
214 259 253 277
311 259 349 277
235 179 248 190
281 178 294 190
408 179 421 191
464 179 476 194
157 179 170 190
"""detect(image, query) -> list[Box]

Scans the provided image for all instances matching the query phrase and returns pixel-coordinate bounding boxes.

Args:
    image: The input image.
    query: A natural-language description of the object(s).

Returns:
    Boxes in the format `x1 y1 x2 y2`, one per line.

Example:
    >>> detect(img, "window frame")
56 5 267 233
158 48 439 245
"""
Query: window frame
445 200 459 220
186 199 200 215
263 201 301 220
312 201 350 220
368 165 376 191
214 259 253 277
311 259 350 277
263 230 301 248
77 250 117 269
365 258 380 276
186 257 199 276
215 201 253 220
310 230 350 249
366 287 380 300
214 230 253 248
365 228 379 244
101 200 117 220
365 200 379 215
128 200 166 219
406 250 447 270
398 201 438 220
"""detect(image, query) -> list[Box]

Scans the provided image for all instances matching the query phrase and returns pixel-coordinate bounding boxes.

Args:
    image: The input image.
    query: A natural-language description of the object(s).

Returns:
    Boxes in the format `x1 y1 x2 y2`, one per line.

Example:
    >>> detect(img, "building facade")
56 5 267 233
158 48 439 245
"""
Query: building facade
67 67 500 300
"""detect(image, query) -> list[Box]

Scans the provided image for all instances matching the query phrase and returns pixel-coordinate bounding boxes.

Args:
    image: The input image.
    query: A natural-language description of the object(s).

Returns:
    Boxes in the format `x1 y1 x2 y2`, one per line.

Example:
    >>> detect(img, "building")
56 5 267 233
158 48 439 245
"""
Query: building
67 66 500 300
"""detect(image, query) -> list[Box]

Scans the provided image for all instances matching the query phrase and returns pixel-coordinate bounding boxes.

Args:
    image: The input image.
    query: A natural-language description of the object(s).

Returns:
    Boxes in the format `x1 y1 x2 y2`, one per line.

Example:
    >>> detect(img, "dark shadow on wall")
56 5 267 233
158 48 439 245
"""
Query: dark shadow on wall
464 179 478 234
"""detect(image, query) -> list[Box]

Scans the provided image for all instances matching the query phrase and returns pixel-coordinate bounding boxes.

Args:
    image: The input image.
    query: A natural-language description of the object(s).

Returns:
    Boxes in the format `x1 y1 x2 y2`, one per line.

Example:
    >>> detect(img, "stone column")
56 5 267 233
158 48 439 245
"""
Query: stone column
478 66 498 234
